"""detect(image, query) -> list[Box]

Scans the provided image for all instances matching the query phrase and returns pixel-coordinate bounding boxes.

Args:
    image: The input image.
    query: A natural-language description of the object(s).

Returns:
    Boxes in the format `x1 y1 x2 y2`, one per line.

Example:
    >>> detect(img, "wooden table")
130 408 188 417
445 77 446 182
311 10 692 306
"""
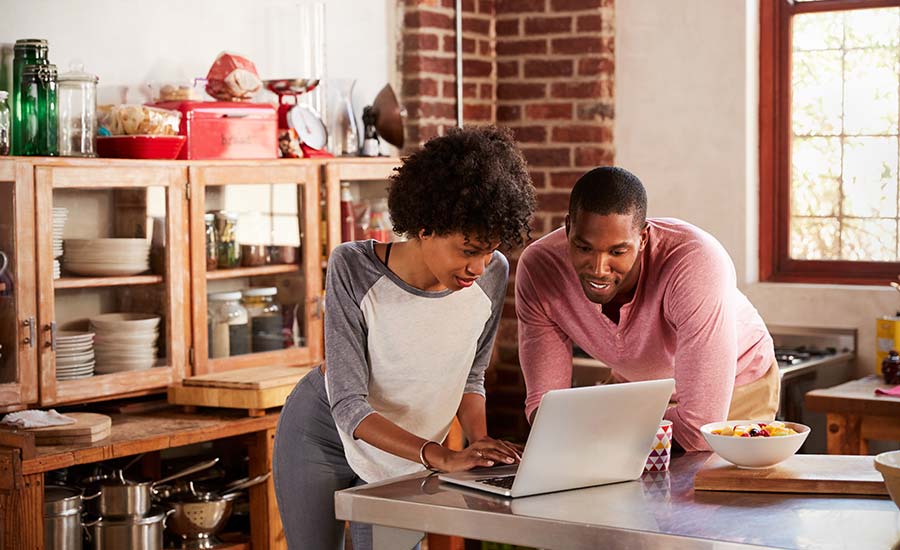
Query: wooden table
805 375 900 454
0 406 283 550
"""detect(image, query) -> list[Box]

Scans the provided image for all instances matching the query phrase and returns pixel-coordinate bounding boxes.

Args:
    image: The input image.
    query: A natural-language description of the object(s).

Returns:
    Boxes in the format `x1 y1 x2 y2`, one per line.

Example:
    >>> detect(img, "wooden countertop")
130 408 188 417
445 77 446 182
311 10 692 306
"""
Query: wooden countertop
805 375 900 416
1 406 279 476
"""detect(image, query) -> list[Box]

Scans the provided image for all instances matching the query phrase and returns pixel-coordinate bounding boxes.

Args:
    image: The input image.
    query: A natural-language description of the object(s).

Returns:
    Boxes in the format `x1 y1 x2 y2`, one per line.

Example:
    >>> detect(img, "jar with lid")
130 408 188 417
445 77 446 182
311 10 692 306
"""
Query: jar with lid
242 287 283 352
207 291 250 358
204 213 218 270
0 91 9 155
57 65 98 157
883 350 900 385
214 212 240 268
19 63 57 156
11 39 48 155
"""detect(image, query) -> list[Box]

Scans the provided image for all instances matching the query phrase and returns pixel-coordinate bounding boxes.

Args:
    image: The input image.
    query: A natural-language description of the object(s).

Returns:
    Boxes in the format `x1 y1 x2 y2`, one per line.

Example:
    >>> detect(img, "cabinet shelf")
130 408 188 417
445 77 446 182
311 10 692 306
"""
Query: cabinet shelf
206 264 300 280
54 275 163 289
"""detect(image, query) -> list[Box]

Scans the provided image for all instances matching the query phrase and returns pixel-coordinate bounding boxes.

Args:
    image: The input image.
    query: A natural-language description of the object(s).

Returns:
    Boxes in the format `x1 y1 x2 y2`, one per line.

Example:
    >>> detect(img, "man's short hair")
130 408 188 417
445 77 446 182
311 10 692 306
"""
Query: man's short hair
568 166 647 229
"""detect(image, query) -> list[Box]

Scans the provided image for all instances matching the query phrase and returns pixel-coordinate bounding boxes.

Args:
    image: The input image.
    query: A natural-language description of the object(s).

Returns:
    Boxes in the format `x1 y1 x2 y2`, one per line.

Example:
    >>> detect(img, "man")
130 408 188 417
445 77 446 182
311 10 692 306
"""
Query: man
515 166 778 451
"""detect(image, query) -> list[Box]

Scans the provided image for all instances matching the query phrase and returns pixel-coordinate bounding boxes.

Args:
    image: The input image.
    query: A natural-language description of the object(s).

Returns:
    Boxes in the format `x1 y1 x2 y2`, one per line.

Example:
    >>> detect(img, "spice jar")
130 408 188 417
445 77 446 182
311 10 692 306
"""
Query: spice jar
207 291 250 358
204 213 218 270
242 287 283 352
11 39 48 155
883 350 900 385
57 65 98 157
0 91 9 155
214 212 240 269
19 63 58 156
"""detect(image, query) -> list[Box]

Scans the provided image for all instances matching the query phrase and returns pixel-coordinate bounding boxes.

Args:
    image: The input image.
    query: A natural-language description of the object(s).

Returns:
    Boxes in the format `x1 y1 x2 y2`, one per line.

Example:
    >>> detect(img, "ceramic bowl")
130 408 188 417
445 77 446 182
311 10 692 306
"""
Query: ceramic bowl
89 313 161 332
875 450 900 509
700 420 809 469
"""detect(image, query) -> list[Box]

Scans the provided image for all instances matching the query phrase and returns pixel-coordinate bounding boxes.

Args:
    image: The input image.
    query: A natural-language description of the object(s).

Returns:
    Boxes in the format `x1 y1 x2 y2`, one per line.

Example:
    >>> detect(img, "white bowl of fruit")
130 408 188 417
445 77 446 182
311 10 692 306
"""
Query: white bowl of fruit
700 420 810 469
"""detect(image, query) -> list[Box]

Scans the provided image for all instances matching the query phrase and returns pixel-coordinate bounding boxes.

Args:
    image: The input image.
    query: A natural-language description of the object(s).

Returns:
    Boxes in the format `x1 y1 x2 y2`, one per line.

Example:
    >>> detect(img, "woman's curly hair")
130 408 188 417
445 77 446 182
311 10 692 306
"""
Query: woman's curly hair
387 125 536 250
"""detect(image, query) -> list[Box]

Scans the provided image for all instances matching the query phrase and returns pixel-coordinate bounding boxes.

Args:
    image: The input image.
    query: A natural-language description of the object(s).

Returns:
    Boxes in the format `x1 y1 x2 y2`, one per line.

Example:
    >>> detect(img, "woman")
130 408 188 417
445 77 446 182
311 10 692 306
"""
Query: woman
273 126 536 550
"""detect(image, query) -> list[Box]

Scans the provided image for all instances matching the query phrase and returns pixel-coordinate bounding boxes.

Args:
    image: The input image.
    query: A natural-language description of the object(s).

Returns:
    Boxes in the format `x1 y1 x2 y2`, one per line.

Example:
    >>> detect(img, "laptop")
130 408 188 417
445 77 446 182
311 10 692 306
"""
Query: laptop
439 378 675 498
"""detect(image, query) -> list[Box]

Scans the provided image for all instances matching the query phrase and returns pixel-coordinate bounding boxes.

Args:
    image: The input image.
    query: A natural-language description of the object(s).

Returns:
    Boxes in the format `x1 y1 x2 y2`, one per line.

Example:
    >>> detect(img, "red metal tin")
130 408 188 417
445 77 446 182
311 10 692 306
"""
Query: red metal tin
152 101 277 160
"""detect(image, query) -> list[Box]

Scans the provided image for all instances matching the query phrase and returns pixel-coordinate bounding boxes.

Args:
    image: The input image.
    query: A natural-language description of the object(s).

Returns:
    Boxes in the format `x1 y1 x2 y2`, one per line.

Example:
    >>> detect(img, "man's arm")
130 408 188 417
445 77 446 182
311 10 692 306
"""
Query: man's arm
663 243 739 451
516 248 574 423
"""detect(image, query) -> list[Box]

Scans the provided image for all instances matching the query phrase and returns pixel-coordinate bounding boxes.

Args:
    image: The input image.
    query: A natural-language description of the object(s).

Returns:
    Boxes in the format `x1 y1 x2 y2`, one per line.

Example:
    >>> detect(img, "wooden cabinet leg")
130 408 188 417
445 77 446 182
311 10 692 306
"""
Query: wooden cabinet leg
1 472 43 550
249 427 284 550
826 413 864 454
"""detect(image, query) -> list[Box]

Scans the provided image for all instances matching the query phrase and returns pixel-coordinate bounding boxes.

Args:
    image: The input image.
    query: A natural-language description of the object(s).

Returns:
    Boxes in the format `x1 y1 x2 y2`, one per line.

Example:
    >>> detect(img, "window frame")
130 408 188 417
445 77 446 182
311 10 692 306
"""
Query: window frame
759 0 900 285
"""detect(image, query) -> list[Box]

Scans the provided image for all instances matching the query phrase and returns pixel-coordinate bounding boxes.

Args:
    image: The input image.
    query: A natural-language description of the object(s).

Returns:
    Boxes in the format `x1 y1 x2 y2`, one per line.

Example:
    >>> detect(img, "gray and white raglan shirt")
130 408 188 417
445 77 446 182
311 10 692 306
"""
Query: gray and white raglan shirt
323 240 508 483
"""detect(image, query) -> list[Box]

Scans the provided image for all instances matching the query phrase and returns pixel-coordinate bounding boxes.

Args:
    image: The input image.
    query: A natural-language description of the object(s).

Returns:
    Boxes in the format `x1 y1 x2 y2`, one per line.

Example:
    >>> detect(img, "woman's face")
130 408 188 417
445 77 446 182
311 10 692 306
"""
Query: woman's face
419 232 499 291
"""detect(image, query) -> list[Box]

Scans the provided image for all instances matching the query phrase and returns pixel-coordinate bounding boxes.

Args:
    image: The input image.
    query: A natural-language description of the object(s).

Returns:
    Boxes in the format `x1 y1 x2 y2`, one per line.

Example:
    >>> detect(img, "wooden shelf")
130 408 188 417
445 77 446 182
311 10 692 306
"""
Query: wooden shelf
54 274 163 289
206 264 300 280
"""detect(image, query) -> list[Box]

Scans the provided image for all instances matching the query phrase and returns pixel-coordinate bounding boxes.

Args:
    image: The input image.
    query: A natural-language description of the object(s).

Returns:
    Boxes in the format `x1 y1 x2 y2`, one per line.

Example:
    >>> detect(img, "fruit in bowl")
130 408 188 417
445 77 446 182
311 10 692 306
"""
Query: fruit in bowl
874 450 900 509
700 420 810 469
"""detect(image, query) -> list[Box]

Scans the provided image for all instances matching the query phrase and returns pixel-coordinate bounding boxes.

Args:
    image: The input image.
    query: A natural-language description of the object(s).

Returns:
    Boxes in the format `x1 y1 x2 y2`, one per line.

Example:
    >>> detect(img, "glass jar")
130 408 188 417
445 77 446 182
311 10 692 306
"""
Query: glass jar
368 198 392 242
0 91 9 155
204 213 218 270
883 350 900 385
242 287 283 352
57 65 98 157
207 291 250 358
11 39 48 155
19 63 57 156
214 211 240 269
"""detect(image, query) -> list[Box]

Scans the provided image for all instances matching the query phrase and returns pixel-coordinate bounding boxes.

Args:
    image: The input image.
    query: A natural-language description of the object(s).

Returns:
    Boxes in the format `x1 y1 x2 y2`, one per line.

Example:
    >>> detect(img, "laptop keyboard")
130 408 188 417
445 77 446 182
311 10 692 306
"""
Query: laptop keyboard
476 475 515 489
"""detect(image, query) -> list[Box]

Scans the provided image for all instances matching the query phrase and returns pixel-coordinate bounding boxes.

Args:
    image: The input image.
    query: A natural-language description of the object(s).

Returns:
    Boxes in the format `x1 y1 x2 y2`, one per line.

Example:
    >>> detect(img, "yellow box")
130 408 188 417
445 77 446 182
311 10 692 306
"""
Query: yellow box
876 317 900 374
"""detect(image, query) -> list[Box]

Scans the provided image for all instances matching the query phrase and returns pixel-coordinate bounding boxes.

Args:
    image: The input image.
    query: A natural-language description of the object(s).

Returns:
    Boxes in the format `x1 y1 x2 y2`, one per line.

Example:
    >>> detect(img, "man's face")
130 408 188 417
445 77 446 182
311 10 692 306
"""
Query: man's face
566 210 648 305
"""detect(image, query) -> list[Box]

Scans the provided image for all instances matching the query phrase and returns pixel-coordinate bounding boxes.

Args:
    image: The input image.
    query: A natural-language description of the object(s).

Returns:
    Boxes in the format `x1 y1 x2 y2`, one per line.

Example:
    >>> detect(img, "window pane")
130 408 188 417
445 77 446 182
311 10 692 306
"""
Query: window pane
844 8 900 48
791 217 840 260
793 12 844 51
792 50 843 136
844 47 899 135
842 218 897 261
791 137 841 217
843 137 898 218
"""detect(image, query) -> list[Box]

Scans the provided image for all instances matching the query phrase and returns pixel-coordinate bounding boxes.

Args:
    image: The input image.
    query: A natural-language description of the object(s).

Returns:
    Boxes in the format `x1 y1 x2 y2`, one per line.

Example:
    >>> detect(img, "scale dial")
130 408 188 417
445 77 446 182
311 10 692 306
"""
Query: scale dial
288 105 327 149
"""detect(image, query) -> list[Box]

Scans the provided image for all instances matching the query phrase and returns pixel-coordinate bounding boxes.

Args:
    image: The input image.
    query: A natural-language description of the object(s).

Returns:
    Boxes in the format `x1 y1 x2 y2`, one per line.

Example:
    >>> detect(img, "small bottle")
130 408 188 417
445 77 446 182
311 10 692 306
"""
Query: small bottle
0 91 9 155
883 350 900 385
340 183 356 242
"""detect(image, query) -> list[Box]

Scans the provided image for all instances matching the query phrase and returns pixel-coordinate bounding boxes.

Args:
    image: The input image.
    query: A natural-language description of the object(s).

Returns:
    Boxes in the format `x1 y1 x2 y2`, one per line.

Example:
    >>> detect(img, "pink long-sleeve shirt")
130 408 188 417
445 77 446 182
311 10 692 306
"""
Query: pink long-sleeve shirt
515 218 774 451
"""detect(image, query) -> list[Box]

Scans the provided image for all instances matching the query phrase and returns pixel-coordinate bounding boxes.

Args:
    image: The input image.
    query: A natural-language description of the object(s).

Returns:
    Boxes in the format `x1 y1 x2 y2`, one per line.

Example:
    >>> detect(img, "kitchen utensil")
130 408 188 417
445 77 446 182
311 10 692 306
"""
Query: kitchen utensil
97 134 185 160
91 458 219 518
26 412 111 446
83 507 173 550
371 84 405 148
44 485 96 550
700 420 809 469
328 78 358 156
58 65 98 157
695 453 889 495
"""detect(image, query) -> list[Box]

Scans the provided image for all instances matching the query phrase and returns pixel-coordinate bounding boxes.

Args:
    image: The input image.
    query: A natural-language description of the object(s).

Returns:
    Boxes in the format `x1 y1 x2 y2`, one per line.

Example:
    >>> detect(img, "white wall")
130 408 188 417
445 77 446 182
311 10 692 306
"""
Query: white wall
615 0 893 376
0 0 396 132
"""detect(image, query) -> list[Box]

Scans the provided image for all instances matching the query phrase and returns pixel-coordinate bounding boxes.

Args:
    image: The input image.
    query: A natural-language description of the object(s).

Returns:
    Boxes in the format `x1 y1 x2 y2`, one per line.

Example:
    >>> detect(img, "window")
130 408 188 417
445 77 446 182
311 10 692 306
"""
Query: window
760 0 900 284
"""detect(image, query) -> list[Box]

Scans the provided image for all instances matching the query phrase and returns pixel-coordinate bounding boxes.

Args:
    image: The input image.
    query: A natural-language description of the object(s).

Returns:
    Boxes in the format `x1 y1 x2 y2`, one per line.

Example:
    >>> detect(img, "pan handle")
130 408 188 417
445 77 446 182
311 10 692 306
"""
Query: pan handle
220 472 271 497
152 457 219 488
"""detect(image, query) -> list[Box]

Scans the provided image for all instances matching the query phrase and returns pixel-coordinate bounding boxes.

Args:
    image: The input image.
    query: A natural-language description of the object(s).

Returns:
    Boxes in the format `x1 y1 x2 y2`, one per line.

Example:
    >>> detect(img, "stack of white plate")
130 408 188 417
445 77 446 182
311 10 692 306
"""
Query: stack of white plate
56 331 95 380
90 313 160 374
52 208 67 280
63 238 151 277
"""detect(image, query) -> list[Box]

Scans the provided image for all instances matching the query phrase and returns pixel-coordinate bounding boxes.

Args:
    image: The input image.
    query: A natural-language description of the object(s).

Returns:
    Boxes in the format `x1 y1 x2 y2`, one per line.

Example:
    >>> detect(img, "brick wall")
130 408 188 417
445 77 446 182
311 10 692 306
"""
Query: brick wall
398 0 615 441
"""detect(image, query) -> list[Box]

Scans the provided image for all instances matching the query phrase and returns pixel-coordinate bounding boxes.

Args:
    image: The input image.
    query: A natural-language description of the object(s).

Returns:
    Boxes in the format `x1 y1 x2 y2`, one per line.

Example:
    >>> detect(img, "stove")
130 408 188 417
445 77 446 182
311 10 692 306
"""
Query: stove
770 325 857 453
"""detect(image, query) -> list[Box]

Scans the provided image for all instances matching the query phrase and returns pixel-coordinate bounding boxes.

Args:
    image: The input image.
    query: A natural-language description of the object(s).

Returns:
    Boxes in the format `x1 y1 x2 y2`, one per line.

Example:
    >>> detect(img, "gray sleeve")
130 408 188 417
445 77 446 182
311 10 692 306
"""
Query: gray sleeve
324 243 379 437
465 252 510 396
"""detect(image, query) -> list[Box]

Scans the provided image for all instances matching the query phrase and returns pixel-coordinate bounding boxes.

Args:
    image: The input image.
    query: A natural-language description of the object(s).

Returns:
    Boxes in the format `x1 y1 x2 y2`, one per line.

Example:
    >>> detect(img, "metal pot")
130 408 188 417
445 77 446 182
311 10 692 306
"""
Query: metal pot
91 458 219 518
44 485 95 550
84 507 174 550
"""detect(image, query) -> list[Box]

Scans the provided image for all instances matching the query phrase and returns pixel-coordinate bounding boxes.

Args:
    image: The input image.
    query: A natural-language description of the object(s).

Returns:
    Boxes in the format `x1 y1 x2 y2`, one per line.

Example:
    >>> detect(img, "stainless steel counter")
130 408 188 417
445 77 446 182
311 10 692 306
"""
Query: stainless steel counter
334 453 899 549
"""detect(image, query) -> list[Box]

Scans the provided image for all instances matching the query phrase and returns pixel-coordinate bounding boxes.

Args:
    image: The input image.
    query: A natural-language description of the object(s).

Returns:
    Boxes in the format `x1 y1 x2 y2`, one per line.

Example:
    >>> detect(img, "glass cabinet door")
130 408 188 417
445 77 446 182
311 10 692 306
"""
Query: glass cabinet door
323 158 401 256
35 161 189 406
189 162 322 374
0 160 38 411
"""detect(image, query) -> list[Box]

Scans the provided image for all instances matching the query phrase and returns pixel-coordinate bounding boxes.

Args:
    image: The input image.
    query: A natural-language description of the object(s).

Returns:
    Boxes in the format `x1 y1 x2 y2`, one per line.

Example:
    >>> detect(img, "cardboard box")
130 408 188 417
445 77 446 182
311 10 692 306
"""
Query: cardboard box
152 101 277 160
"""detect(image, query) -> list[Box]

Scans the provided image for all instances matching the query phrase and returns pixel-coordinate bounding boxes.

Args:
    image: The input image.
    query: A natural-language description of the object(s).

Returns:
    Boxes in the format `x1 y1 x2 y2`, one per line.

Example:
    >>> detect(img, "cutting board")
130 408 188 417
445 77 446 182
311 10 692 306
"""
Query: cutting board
694 454 888 496
182 365 314 389
26 413 112 446
169 365 316 416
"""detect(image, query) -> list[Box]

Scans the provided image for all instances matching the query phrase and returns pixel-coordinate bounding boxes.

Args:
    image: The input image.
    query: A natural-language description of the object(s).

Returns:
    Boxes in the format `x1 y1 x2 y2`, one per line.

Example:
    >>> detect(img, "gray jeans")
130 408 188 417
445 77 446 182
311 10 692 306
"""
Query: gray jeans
273 367 422 550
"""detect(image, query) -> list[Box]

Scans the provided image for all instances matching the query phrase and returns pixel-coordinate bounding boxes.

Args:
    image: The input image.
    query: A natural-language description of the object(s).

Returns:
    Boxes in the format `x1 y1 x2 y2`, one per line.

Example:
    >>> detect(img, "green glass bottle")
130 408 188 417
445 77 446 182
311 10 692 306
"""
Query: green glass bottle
20 63 57 156
11 39 48 155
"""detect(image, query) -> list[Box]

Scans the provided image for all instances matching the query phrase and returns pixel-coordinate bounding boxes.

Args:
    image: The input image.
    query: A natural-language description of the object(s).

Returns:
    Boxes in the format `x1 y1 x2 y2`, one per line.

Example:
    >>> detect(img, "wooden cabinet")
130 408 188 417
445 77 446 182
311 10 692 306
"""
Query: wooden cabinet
0 157 399 410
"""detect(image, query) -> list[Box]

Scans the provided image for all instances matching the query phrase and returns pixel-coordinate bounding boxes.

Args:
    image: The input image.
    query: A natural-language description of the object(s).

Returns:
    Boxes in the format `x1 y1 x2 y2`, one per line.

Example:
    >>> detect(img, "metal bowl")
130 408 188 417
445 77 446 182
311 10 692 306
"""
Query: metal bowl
166 491 234 544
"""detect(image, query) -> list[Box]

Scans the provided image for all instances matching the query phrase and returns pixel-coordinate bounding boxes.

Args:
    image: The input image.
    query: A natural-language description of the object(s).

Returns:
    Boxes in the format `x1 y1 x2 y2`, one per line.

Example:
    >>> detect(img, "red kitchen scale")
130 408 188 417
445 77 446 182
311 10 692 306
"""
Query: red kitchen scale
264 78 331 158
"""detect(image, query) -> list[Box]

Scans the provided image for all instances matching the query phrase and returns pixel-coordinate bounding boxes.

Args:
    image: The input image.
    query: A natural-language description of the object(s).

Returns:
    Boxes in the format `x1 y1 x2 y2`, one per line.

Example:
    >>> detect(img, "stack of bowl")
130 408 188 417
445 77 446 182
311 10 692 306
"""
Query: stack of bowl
52 207 67 280
63 238 151 277
90 313 160 374
55 331 95 380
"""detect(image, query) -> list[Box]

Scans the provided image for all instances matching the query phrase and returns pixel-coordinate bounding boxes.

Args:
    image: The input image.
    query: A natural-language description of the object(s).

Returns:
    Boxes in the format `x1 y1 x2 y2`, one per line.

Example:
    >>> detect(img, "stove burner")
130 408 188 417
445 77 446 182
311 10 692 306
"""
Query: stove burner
774 346 837 367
